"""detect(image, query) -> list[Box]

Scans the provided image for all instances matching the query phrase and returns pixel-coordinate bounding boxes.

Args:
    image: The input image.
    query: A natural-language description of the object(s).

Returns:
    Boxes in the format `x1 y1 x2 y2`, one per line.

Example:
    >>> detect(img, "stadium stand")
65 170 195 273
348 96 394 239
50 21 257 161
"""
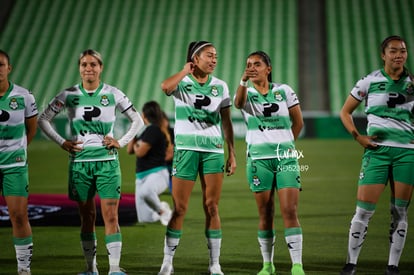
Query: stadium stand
1 0 413 138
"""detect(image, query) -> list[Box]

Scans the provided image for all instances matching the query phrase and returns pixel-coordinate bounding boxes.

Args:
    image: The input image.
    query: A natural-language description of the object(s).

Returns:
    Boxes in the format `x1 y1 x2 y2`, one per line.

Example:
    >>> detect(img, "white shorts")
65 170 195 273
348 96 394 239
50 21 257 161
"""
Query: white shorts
135 167 169 223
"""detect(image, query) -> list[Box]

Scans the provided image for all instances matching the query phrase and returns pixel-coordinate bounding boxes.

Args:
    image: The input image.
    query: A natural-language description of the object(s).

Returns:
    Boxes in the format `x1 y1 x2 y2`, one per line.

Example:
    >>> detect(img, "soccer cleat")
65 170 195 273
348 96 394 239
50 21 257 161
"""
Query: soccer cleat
385 265 400 275
340 263 356 275
78 273 98 275
18 270 31 275
158 262 174 275
159 201 172 226
209 263 224 275
291 263 305 275
257 262 275 275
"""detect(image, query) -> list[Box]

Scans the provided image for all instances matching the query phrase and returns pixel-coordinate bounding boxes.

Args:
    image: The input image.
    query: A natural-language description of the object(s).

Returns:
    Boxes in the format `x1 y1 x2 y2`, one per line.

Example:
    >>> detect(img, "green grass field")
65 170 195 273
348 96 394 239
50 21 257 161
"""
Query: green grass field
0 139 413 275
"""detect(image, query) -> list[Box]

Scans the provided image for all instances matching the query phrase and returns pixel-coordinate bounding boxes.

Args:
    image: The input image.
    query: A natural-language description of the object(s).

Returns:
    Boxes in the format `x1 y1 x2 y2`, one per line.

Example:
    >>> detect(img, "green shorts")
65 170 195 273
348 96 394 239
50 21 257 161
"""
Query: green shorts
247 156 301 192
0 165 29 197
359 146 414 186
172 150 224 181
68 160 122 201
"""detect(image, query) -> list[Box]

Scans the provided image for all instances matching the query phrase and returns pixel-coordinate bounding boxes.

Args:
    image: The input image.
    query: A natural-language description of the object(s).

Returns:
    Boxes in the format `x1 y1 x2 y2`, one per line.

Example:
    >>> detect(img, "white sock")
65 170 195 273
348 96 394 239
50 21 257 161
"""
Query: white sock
388 204 408 266
107 241 122 272
162 236 180 264
285 234 303 265
81 239 98 272
346 206 374 264
15 243 33 272
258 236 275 263
207 238 222 266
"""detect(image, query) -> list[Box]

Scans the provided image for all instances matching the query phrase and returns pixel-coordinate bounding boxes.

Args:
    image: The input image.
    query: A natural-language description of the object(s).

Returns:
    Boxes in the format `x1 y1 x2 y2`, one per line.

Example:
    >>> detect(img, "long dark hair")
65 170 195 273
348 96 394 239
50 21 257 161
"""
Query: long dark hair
142 101 163 127
247 51 273 82
142 101 172 146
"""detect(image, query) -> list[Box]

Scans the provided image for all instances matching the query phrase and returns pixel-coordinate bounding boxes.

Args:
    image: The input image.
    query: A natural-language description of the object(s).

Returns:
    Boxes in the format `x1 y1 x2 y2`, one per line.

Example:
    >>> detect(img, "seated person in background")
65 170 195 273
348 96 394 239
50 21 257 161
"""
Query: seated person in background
127 101 172 226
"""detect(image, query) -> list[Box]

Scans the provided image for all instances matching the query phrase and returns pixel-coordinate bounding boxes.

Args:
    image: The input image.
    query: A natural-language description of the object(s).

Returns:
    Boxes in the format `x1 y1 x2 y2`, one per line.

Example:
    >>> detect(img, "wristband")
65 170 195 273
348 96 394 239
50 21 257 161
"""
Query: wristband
240 79 248 87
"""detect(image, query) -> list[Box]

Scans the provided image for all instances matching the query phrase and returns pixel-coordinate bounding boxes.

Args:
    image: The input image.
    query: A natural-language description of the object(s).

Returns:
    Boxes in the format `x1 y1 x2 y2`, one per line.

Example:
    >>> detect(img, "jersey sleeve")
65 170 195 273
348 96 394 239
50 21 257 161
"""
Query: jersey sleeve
282 84 300 108
220 81 232 109
112 87 133 112
25 92 39 117
349 76 369 101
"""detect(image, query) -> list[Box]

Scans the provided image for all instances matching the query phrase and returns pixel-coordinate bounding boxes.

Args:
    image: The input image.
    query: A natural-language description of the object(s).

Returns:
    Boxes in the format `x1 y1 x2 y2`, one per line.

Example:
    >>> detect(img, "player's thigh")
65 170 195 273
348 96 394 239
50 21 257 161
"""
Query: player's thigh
393 147 414 186
1 165 29 197
358 146 391 185
199 151 224 175
275 158 301 190
68 162 96 201
247 158 275 192
172 150 200 181
96 160 122 199
357 147 392 203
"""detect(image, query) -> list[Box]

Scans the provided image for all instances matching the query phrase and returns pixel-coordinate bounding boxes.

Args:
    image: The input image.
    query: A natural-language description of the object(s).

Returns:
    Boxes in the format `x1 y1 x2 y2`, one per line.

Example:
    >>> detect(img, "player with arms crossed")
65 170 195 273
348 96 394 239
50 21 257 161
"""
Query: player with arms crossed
339 35 414 275
38 49 144 275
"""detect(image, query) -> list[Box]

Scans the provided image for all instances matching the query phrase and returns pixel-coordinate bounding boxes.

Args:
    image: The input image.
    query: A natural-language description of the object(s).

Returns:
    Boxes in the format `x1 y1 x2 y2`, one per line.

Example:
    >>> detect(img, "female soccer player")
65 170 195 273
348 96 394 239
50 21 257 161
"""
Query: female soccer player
234 51 305 275
38 49 144 275
158 41 236 275
0 49 38 275
339 35 414 275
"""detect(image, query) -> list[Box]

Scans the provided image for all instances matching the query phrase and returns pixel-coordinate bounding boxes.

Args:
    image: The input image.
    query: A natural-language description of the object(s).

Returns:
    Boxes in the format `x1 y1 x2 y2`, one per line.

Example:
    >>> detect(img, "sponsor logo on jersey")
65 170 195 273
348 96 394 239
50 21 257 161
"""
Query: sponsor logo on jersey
357 90 367 97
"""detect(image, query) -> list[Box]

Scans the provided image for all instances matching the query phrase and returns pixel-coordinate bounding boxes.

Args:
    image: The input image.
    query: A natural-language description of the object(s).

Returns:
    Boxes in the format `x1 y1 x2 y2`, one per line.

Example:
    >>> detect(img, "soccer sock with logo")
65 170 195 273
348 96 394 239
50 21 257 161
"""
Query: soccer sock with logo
105 233 122 272
388 199 409 267
162 227 182 264
80 232 98 272
346 202 375 264
14 236 33 272
206 229 222 266
258 229 275 264
284 227 303 265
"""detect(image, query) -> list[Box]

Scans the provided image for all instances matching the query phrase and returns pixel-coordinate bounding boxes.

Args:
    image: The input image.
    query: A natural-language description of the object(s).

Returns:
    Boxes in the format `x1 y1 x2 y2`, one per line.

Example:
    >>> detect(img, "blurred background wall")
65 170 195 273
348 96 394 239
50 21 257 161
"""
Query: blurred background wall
0 0 413 138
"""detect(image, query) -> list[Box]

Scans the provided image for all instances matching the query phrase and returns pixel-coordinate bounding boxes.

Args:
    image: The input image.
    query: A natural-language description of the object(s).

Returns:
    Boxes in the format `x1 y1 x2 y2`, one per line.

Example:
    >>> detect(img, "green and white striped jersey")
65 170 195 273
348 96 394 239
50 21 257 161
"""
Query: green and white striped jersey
170 74 231 153
350 68 414 148
238 83 299 160
0 82 38 168
49 82 133 161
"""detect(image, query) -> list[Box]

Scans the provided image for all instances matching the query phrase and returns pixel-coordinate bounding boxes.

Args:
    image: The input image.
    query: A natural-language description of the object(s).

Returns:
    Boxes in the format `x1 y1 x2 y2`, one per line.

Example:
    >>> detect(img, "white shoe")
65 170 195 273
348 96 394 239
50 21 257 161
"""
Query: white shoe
209 263 224 275
158 262 174 275
159 201 172 226
18 270 31 275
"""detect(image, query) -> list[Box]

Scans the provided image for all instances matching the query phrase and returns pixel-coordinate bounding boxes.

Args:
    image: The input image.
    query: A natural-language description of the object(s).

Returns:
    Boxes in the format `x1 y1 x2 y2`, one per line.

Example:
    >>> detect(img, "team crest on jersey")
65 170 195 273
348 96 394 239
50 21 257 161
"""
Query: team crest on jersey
100 95 110 106
252 175 261 186
9 98 18 110
273 91 283 101
211 86 219 97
